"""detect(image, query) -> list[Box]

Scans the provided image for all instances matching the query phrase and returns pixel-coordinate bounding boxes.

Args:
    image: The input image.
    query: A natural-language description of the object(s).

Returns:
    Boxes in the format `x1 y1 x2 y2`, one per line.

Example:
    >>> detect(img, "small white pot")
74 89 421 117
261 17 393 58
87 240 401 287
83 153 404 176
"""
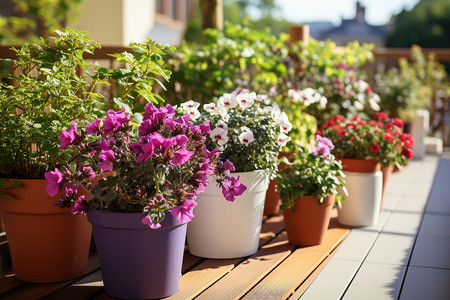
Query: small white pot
338 171 383 227
187 170 269 258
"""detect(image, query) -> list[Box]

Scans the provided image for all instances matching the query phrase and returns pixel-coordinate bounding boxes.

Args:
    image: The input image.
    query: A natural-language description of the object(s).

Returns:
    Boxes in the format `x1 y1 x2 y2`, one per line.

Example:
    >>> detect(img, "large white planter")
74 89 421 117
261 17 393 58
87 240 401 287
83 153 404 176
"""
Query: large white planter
410 109 429 159
338 171 383 227
187 170 270 258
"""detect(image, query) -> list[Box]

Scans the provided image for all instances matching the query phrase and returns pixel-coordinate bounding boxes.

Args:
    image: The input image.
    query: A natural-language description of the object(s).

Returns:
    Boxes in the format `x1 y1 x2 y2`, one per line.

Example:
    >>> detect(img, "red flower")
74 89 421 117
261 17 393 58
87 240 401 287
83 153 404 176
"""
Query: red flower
401 148 414 159
378 122 384 128
350 136 355 141
335 115 345 122
394 118 404 128
351 114 360 121
375 112 388 120
369 120 377 126
383 133 395 142
367 85 373 93
338 129 347 137
371 144 381 153
332 124 341 130
316 130 321 136
359 120 367 126
386 122 394 130
320 123 329 130
401 133 414 147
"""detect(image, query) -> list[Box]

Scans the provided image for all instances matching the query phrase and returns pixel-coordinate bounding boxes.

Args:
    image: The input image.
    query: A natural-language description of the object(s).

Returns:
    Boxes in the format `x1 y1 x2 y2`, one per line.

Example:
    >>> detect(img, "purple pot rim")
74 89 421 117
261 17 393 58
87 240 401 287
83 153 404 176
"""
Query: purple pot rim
87 210 185 230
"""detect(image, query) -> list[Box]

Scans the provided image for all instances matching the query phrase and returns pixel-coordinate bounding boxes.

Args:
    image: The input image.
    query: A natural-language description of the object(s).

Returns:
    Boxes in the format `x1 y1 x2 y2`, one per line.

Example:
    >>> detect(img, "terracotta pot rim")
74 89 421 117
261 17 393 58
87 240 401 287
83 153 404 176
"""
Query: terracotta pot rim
337 158 381 173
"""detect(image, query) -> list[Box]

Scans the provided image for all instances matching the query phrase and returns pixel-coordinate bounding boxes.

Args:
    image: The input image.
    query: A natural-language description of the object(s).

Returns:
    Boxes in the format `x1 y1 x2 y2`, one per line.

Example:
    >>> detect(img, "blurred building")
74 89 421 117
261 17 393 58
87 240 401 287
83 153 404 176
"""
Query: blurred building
71 0 194 46
311 1 389 47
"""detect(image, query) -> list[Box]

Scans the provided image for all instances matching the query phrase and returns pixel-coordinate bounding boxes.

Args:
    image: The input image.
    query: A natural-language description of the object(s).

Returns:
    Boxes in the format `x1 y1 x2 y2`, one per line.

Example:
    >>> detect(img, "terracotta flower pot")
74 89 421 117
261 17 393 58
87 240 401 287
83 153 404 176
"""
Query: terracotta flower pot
338 158 381 173
282 194 335 246
380 165 395 212
0 179 92 283
264 152 295 216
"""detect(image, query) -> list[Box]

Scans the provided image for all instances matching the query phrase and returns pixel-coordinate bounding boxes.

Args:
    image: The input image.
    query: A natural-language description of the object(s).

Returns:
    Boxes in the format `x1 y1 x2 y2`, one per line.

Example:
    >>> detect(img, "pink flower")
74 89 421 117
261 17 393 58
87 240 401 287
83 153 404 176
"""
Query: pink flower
58 121 78 150
71 195 86 215
171 148 194 165
138 119 154 136
141 215 161 229
221 176 247 202
86 119 101 135
142 103 158 120
102 109 130 136
45 168 64 196
210 127 229 146
223 160 236 175
375 112 388 120
238 131 255 145
170 199 197 223
136 142 155 163
98 150 115 171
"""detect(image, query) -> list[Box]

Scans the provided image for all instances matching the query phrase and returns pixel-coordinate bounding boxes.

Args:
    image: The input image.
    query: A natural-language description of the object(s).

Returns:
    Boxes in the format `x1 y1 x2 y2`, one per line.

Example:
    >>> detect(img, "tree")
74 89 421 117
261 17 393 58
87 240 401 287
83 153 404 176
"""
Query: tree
0 0 84 45
386 0 450 48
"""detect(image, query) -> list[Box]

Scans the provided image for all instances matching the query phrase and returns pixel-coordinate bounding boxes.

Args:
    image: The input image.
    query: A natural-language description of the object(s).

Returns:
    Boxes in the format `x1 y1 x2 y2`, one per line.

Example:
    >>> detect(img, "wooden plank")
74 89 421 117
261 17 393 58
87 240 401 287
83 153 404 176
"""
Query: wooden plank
0 274 25 296
168 258 240 300
0 254 99 299
194 232 295 300
43 271 104 300
288 243 340 299
241 227 349 300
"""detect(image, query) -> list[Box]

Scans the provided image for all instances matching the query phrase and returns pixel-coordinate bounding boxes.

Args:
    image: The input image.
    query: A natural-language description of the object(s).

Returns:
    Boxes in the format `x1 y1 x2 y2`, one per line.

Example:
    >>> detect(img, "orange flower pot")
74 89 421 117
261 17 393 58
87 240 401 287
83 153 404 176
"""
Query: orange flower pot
0 179 91 282
338 158 381 173
282 194 335 246
264 152 295 216
380 165 394 212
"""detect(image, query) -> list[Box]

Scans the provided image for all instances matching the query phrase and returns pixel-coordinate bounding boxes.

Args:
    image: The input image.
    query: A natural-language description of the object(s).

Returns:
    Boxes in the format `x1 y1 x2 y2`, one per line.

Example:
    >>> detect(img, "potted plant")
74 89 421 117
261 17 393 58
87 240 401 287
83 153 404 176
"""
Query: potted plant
318 113 409 226
0 29 104 283
45 103 244 299
263 87 324 216
179 89 291 258
277 135 346 246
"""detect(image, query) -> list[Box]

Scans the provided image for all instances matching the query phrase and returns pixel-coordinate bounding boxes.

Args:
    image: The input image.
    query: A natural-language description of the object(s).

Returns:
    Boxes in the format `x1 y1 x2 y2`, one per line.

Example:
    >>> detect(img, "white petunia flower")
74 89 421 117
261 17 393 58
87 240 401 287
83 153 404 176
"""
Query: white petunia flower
236 93 255 108
180 100 200 110
203 103 217 113
279 113 293 133
278 133 291 146
238 130 255 145
210 127 229 146
216 120 228 130
288 89 301 102
319 96 328 109
218 93 238 109
187 108 201 120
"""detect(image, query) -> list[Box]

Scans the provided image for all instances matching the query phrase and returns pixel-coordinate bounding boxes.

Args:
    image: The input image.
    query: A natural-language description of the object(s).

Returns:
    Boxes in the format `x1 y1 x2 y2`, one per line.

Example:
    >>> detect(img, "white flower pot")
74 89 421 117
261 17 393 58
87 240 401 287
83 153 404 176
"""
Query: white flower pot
410 109 429 159
187 170 269 258
338 171 383 227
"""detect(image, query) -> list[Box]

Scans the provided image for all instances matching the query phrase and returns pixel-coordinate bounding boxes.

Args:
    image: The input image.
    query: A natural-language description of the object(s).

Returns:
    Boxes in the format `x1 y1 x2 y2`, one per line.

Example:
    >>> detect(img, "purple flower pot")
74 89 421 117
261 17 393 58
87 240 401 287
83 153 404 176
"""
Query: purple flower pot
87 210 187 299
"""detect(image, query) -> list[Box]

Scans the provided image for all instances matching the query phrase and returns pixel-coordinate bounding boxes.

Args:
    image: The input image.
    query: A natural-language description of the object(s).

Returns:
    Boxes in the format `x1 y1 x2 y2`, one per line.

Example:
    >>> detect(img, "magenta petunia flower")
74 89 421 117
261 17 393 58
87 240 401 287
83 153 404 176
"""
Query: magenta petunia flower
58 121 78 150
170 199 197 223
175 135 189 148
141 214 161 229
142 103 158 120
98 150 115 171
45 168 64 196
207 147 221 160
136 142 155 163
222 160 236 175
71 195 86 215
138 119 154 136
102 109 130 136
151 132 176 155
86 118 101 135
221 176 247 202
171 147 194 165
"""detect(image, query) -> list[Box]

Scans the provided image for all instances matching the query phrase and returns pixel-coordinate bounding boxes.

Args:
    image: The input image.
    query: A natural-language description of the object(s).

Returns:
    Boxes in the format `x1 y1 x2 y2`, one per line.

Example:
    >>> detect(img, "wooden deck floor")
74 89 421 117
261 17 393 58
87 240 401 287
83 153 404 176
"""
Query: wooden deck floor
0 208 349 299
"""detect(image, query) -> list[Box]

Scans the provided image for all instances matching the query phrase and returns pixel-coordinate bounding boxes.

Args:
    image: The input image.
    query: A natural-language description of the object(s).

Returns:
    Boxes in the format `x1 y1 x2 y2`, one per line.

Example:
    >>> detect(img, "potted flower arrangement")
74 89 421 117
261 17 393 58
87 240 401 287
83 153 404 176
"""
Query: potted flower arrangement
45 103 244 299
179 90 291 258
263 87 323 216
0 29 104 283
277 136 346 246
318 113 413 226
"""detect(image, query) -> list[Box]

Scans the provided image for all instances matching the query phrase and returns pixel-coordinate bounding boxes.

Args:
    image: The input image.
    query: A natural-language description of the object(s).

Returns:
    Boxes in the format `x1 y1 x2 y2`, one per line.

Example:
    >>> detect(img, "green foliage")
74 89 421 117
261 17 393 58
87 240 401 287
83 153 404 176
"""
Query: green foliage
387 0 450 48
0 0 85 45
374 45 448 120
102 39 175 115
0 29 174 179
277 147 346 211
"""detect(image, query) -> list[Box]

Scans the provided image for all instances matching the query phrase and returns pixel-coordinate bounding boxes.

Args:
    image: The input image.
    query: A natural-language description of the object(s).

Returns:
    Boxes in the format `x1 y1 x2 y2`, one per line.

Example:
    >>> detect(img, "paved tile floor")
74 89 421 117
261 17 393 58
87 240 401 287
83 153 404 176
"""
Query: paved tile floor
300 153 450 300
